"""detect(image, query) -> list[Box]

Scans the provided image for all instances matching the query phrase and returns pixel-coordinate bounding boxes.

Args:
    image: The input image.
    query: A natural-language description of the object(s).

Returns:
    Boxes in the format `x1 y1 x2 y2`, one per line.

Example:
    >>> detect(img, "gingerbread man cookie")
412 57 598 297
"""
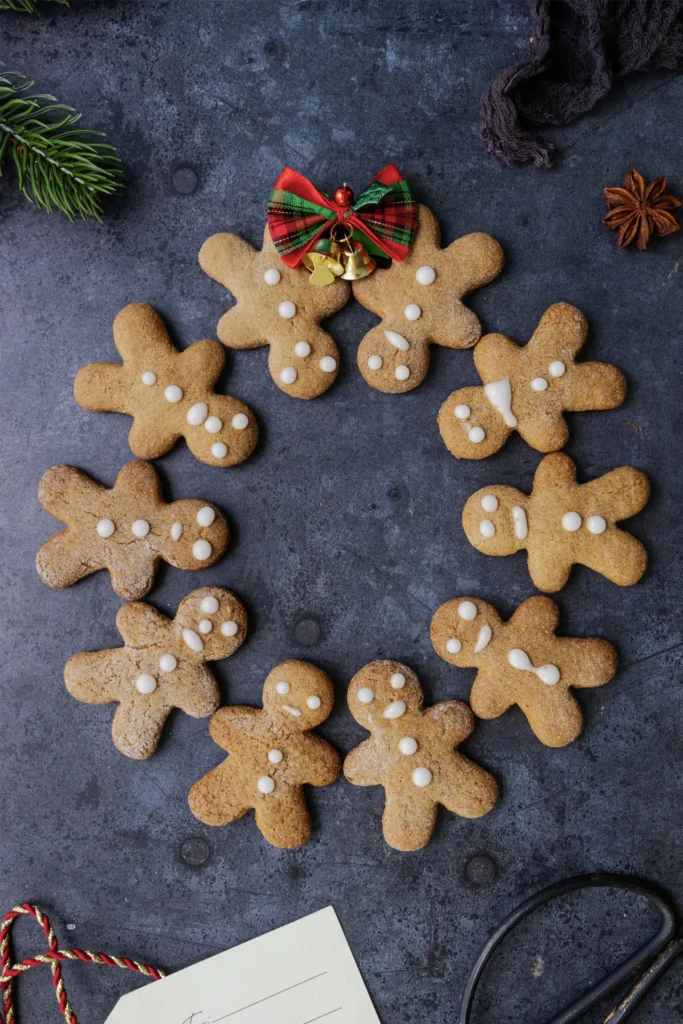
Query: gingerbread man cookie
37 461 229 600
199 226 349 398
351 205 504 393
438 303 627 459
462 453 650 592
74 304 258 467
344 661 498 851
431 597 617 747
65 587 247 759
189 661 340 848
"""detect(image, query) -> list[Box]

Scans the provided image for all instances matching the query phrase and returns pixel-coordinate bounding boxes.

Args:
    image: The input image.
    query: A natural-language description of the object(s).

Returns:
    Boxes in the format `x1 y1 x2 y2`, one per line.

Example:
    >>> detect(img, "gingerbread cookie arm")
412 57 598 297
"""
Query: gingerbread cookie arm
189 761 251 826
508 595 561 633
207 705 261 752
111 698 172 760
532 452 578 493
472 332 522 380
343 739 383 788
113 303 177 361
199 232 258 294
64 648 127 704
217 305 268 350
447 232 505 295
177 338 227 389
435 753 499 819
423 700 475 745
382 783 438 852
116 601 171 648
301 734 342 787
169 665 220 719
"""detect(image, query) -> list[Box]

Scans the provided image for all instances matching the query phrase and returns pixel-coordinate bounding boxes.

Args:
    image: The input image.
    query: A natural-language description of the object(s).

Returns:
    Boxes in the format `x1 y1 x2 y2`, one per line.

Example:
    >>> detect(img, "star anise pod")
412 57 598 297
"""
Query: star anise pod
603 168 681 250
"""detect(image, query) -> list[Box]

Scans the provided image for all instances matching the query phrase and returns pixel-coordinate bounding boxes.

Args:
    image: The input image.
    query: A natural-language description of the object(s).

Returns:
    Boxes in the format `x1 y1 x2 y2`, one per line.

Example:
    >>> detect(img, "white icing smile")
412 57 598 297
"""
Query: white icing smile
512 506 528 539
383 700 406 719
282 704 302 717
474 625 492 653
484 377 518 428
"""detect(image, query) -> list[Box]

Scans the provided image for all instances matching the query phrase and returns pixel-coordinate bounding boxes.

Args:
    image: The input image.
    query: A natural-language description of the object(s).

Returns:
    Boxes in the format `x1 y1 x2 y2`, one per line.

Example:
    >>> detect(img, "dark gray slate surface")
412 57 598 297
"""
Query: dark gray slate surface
2 2 682 1021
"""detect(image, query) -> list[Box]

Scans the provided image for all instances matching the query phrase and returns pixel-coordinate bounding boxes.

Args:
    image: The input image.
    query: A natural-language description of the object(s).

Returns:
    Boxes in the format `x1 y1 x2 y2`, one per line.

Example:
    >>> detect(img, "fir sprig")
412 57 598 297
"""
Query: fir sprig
0 0 68 12
0 71 125 220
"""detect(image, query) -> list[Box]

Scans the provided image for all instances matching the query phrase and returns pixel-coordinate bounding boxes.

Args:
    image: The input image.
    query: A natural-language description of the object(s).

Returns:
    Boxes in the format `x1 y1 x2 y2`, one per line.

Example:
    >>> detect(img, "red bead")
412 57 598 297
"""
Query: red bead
334 185 353 207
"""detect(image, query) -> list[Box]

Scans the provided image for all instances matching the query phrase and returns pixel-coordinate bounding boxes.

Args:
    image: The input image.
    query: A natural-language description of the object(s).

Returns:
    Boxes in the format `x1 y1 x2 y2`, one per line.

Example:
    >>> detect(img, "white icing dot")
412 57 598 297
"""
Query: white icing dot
231 413 249 430
183 628 204 653
395 365 410 381
278 301 296 319
170 521 183 541
200 596 219 614
480 519 496 538
469 426 486 443
562 511 582 532
383 700 406 719
187 402 208 426
357 687 374 704
412 767 433 787
205 416 222 434
141 371 156 386
390 673 406 690
404 304 422 321
159 654 177 673
481 495 499 512
531 377 548 391
198 619 213 634
455 404 471 419
399 736 418 756
385 330 410 351
135 673 157 695
587 515 607 534
283 704 302 717
264 268 281 285
306 695 321 709
549 360 566 377
96 519 115 538
446 638 462 654
164 385 183 403
257 776 275 794
294 341 311 358
367 355 383 370
280 367 297 385
131 519 150 538
458 601 477 621
276 681 291 695
192 539 212 561
319 356 337 373
196 506 215 527
221 620 238 637
268 749 283 764
416 265 436 286
211 442 228 459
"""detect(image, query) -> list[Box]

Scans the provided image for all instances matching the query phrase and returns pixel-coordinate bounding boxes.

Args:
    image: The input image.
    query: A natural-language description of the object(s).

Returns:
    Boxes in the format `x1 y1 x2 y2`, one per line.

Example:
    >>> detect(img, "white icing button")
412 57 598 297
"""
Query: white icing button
211 442 228 459
458 601 477 621
508 649 560 685
587 515 607 534
383 700 406 719
257 776 275 794
200 596 219 614
276 681 291 695
141 371 156 386
264 268 281 285
198 619 213 634
367 355 383 370
404 303 422 321
480 519 496 538
319 356 337 373
531 377 548 391
469 426 486 443
455 404 471 420
390 672 406 690
205 416 222 434
278 301 296 319
221 620 238 637
481 495 499 512
306 695 321 709
196 506 216 527
512 506 528 540
357 687 374 704
268 749 283 764
446 638 462 654
562 511 582 532
395 365 410 381
231 413 249 430
192 540 212 561
399 737 418 756
96 519 115 538
183 628 204 653
131 519 150 538
159 654 177 673
412 767 433 787
475 624 492 653
170 521 182 541
294 341 311 358
416 265 436 285
187 402 208 426
164 385 183 403
549 360 566 377
280 367 297 385
385 330 410 351
135 673 157 695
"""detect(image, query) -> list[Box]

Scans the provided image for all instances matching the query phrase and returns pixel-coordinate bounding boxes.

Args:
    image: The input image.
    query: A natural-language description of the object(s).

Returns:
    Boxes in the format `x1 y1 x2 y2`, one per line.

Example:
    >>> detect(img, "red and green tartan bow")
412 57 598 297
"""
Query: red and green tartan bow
267 164 417 267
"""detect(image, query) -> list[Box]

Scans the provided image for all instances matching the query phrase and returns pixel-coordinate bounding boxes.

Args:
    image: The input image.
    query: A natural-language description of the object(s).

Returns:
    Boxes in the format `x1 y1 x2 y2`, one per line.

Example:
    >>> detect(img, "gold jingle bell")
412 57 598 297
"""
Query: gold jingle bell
302 238 345 287
330 223 376 281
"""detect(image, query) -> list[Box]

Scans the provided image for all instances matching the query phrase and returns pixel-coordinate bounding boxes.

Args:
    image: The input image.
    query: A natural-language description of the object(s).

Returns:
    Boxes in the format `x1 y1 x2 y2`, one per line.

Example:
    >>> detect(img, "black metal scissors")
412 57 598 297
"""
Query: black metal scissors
459 873 683 1023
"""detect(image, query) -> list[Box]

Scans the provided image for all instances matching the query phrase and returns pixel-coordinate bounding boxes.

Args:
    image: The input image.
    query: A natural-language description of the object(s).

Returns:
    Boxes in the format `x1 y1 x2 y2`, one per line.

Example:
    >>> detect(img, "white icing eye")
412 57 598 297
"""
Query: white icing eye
96 519 115 538
319 356 337 373
294 341 311 357
221 620 238 637
306 695 321 709
198 619 213 634
164 385 183 403
399 736 418 756
367 355 383 370
268 749 283 764
278 301 296 319
276 681 291 695
200 596 219 614
205 416 222 434
481 495 498 512
412 767 433 787
211 442 228 459
383 700 406 719
385 330 410 351
531 377 548 391
390 672 406 690
458 601 477 621
135 673 157 694
159 654 177 673
257 776 275 794
480 519 496 538
232 413 249 430
455 404 471 419
469 426 486 443
474 624 492 653
141 371 156 386
416 265 436 285
264 268 281 285
192 539 212 560
357 687 374 704
549 361 566 377
395 365 410 381
187 402 208 425
196 506 215 527
446 638 462 654
131 519 150 538
183 628 204 653
280 367 297 385
404 304 421 321
587 515 607 534
562 512 582 532
170 521 182 541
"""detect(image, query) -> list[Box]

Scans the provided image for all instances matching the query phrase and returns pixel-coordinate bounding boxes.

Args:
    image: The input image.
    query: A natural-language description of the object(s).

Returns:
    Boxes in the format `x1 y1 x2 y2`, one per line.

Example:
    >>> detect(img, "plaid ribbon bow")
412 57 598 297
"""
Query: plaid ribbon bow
267 165 417 267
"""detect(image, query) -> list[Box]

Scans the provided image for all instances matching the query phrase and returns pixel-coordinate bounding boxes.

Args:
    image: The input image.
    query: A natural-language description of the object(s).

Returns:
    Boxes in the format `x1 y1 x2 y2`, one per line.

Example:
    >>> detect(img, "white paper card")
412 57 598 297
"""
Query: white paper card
104 906 380 1024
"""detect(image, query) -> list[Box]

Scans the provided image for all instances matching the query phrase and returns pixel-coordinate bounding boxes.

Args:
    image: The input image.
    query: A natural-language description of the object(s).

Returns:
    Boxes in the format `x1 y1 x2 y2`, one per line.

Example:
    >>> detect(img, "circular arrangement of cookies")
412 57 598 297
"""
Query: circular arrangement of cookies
38 166 648 851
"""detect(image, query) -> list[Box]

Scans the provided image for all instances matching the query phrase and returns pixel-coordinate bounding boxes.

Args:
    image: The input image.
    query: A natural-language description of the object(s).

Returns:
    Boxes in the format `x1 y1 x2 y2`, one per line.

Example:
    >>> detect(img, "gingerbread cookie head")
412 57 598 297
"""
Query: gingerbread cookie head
352 205 504 393
347 662 424 732
199 225 349 399
262 661 335 731
430 598 504 670
462 486 529 558
439 304 627 459
74 303 258 467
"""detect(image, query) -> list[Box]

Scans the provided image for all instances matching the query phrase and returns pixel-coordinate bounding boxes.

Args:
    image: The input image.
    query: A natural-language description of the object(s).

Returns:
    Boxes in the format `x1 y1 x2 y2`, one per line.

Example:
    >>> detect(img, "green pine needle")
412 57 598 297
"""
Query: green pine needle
0 71 125 221
0 0 68 12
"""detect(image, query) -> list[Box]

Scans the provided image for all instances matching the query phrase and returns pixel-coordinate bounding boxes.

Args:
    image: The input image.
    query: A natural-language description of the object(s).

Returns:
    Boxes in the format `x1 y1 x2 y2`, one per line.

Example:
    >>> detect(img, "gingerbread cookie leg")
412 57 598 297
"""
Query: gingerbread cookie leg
255 787 311 849
382 784 438 852
188 762 250 827
112 699 172 761
435 755 499 819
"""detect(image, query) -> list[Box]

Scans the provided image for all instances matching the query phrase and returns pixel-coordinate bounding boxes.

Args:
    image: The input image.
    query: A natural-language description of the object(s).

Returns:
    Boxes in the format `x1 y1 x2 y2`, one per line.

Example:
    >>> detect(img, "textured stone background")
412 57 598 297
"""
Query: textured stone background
2 1 682 1021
